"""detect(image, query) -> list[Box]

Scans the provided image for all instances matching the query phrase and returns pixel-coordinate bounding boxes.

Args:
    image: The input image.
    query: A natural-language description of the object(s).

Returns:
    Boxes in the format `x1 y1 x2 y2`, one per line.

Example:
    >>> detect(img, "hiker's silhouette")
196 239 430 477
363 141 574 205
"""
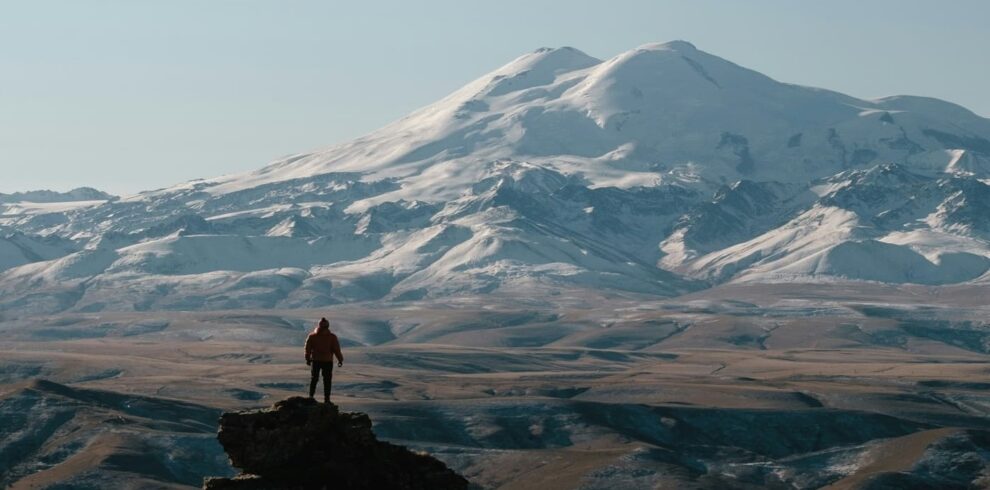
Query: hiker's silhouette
305 317 343 403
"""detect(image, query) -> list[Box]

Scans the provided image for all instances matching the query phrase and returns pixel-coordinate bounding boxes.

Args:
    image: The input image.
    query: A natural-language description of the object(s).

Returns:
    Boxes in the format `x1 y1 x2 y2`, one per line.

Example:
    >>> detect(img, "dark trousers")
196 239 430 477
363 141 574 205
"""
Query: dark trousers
309 360 334 400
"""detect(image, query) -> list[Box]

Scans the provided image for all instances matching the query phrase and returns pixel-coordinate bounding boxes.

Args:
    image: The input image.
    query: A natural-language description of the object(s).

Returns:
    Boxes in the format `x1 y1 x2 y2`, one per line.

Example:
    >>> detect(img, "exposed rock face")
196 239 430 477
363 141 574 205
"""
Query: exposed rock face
203 397 468 490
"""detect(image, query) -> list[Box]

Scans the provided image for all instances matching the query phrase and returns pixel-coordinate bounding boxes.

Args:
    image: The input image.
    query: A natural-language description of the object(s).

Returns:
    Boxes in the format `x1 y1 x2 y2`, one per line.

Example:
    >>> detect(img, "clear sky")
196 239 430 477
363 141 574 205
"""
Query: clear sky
2 0 988 195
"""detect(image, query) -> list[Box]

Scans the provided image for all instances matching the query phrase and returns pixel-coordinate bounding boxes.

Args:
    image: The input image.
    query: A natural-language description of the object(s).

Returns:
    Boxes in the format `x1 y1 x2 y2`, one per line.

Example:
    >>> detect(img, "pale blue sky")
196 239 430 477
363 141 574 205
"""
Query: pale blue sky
2 0 988 194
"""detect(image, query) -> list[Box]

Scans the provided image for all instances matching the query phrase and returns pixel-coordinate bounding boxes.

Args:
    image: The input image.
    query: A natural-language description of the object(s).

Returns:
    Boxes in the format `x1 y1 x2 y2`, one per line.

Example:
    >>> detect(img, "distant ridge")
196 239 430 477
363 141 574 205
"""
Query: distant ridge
0 187 116 203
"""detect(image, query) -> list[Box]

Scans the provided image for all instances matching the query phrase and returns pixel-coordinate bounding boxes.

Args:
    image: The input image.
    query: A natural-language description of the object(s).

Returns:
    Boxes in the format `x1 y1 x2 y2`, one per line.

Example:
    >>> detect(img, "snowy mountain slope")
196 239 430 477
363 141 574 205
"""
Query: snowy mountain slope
0 232 80 272
660 180 817 267
2 41 990 315
184 41 990 201
670 166 990 285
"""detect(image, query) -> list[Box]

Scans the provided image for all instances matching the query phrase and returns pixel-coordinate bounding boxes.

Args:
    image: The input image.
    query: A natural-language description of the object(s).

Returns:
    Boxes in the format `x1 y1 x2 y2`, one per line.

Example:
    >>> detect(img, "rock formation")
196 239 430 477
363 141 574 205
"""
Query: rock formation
203 397 468 489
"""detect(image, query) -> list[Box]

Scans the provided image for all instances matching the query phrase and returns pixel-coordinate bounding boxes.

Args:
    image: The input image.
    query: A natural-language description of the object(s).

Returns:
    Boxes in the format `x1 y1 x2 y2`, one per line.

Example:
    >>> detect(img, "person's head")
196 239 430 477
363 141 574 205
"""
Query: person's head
317 317 330 332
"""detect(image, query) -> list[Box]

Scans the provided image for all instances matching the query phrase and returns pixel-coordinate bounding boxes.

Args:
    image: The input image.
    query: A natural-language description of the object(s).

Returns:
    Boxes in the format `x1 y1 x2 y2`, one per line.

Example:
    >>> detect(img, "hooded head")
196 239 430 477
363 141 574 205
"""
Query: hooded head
314 317 330 334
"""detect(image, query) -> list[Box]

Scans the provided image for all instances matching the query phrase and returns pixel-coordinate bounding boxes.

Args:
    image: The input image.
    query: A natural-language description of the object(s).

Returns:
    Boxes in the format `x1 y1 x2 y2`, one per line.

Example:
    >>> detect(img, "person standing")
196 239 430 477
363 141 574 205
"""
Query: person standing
305 317 343 403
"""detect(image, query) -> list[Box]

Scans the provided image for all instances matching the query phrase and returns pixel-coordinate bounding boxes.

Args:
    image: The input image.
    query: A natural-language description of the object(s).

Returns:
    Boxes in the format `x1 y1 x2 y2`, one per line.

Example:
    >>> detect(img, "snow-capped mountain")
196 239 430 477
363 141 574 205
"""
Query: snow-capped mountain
3 40 990 315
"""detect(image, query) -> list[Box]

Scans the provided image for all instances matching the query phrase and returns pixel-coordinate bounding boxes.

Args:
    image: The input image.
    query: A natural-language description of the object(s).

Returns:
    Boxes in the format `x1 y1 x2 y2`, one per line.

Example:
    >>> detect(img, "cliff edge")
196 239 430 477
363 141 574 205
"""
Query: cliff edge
203 397 468 489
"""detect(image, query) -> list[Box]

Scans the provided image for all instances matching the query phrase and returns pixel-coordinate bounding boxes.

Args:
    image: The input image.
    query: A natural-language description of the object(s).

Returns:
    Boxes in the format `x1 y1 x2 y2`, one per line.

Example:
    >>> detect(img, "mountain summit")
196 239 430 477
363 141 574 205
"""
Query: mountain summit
201 40 990 202
2 41 990 314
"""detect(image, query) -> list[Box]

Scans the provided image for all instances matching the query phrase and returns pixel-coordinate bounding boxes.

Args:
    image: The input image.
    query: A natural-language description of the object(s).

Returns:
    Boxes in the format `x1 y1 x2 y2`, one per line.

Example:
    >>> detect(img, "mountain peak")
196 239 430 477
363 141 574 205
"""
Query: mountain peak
534 45 584 54
638 40 698 52
582 39 723 90
501 45 600 73
477 46 600 98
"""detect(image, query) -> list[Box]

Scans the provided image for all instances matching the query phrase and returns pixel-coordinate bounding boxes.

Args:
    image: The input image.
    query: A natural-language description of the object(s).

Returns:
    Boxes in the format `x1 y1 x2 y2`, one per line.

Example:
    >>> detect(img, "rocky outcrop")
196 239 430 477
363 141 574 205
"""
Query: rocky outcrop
202 397 468 490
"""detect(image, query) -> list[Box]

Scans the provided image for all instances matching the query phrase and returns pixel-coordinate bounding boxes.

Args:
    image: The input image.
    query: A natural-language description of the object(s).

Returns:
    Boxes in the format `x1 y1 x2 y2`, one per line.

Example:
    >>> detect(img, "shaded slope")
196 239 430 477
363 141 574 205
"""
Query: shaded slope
0 379 232 488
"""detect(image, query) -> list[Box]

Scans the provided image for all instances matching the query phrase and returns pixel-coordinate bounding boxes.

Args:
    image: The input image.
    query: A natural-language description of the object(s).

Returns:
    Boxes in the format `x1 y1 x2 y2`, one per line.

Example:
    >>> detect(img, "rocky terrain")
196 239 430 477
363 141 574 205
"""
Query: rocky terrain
203 397 467 489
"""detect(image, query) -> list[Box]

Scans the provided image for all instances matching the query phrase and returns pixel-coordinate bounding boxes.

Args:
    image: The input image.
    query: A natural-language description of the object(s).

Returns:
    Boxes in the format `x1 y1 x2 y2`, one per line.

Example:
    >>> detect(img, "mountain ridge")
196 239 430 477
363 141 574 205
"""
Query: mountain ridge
0 187 115 204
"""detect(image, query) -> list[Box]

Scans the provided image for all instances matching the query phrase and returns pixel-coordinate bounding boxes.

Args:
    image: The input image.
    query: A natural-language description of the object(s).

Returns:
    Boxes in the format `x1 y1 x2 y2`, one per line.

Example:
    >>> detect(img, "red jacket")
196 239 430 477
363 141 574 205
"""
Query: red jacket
305 330 343 363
